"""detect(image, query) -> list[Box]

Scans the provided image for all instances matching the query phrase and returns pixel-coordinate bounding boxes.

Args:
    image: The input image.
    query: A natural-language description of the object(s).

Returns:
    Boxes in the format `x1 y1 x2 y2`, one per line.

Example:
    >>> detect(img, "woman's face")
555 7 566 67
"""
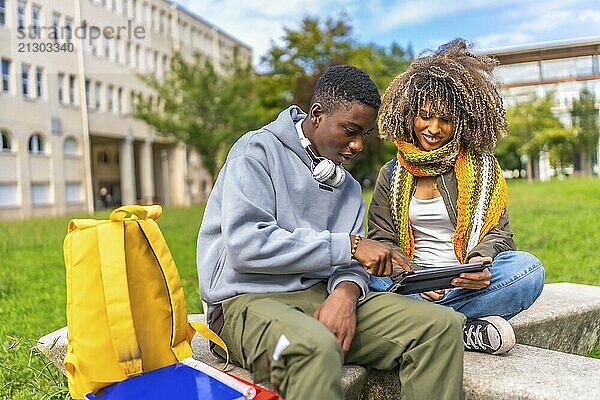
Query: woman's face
413 101 455 151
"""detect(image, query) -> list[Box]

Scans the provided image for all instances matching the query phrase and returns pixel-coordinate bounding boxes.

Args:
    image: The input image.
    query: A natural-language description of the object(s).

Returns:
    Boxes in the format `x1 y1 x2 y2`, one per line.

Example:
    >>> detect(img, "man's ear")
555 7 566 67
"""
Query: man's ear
309 103 324 127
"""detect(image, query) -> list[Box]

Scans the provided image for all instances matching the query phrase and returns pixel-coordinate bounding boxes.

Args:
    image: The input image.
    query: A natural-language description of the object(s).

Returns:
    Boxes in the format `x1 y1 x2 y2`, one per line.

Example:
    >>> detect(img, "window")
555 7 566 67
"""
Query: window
104 36 110 59
84 79 91 107
153 51 158 75
65 182 82 203
179 22 186 46
135 44 140 68
115 38 121 63
35 67 43 98
52 13 60 43
123 0 128 17
141 1 147 25
1 129 12 152
28 133 45 154
57 73 64 103
69 75 76 105
63 137 79 156
21 63 30 98
107 84 113 111
132 0 137 21
1 59 9 93
65 17 73 44
117 87 123 114
159 10 165 33
94 82 101 109
31 4 41 37
151 5 156 30
145 48 150 72
162 55 167 76
111 0 116 11
31 183 51 205
17 1 26 30
91 35 99 56
541 56 594 80
0 0 6 26
126 41 131 66
0 184 18 207
129 90 135 113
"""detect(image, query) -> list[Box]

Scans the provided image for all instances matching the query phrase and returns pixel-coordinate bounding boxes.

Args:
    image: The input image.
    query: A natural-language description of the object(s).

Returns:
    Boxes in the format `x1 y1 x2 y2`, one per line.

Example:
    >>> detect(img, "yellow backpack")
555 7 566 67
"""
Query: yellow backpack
63 205 226 399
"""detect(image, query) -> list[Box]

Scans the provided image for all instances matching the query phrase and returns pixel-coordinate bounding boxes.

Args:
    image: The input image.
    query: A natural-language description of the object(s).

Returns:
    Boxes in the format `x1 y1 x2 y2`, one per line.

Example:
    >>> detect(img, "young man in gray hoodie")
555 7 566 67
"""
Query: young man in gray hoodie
197 65 465 400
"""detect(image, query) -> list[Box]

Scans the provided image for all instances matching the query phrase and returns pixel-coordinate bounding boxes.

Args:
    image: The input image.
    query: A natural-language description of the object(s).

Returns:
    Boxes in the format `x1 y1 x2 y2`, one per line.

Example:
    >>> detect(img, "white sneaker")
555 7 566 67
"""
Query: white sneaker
463 316 515 355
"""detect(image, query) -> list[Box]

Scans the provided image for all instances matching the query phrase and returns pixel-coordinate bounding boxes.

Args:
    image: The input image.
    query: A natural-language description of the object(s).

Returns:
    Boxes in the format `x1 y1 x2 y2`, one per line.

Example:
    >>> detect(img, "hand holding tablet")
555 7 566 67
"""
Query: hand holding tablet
385 261 491 295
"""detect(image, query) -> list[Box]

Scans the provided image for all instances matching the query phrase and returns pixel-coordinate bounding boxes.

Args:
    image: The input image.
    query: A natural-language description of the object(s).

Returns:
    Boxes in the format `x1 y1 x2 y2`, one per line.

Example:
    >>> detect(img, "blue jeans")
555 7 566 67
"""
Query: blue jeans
369 251 545 321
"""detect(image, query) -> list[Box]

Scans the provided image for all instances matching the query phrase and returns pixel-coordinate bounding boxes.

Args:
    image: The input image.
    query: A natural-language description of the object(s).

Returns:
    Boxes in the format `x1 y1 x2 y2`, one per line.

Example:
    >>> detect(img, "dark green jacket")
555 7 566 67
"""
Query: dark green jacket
367 160 516 275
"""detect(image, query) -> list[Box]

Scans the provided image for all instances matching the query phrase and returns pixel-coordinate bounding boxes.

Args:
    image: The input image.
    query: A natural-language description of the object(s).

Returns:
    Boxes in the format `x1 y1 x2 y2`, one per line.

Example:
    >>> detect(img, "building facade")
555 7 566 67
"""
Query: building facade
0 0 252 219
487 38 600 178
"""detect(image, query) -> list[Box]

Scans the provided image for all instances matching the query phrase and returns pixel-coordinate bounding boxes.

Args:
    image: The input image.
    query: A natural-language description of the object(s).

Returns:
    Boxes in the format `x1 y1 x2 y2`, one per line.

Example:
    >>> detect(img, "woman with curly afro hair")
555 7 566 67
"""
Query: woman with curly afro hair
368 39 545 355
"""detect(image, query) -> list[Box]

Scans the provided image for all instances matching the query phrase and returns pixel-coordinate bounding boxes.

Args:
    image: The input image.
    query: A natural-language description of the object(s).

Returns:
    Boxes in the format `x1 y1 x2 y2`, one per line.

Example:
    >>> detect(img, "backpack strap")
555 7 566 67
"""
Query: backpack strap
136 217 193 361
388 157 398 182
189 321 230 368
97 221 143 377
136 217 230 367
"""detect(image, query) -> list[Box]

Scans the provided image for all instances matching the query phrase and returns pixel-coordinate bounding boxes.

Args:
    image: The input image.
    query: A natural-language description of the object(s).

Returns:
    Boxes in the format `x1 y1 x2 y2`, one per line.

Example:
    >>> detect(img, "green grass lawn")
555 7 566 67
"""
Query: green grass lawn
1 178 599 399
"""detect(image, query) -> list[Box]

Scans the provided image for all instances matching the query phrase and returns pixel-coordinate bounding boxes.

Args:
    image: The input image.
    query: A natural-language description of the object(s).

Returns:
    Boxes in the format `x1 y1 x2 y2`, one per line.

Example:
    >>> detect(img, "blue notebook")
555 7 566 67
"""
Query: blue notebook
85 360 246 400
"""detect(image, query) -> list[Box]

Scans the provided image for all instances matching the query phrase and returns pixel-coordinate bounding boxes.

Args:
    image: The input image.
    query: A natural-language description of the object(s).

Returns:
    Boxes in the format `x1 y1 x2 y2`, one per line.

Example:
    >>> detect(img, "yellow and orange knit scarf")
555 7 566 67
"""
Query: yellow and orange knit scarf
390 140 508 263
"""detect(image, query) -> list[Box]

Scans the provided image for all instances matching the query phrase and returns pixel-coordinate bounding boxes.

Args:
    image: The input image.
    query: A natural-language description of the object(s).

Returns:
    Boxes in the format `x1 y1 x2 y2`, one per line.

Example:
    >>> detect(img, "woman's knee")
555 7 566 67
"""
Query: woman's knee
492 251 545 287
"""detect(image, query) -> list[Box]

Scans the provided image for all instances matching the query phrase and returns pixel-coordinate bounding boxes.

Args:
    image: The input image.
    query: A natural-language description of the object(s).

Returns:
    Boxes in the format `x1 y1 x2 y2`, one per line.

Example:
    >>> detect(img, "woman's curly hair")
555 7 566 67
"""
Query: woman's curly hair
378 38 508 153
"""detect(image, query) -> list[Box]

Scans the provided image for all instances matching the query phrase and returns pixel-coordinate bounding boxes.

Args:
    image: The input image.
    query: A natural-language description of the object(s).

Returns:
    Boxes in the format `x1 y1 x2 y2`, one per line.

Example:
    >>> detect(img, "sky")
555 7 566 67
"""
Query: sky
174 0 600 67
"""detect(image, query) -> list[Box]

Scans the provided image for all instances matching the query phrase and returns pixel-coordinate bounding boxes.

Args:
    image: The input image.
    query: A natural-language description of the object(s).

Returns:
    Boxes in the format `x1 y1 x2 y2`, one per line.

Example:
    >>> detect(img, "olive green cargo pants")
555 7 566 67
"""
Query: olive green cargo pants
219 283 465 400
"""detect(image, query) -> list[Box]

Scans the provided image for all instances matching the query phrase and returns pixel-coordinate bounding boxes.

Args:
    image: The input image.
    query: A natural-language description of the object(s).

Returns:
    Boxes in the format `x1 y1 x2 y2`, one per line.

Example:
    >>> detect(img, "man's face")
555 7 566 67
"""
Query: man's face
413 100 455 151
309 102 378 165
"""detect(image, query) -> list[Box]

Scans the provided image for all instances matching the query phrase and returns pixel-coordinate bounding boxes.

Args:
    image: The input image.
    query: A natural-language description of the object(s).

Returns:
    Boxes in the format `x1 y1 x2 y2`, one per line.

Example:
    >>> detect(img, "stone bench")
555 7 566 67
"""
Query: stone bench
38 283 600 399
508 282 600 356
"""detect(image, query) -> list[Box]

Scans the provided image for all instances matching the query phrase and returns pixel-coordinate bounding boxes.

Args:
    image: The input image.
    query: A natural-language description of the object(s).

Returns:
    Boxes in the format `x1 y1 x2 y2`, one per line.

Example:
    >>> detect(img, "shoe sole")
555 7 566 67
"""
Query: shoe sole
479 315 516 355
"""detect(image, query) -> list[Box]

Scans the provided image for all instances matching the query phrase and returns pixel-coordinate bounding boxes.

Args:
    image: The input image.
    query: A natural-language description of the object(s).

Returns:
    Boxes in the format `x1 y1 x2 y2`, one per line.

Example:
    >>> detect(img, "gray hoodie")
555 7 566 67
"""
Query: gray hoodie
197 106 369 311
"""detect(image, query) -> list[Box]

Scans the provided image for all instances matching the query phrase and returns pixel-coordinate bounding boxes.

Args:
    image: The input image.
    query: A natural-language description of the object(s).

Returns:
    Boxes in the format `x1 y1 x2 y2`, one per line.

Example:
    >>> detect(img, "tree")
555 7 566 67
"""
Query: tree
259 14 413 182
134 15 413 183
502 93 573 181
134 50 259 181
570 88 599 176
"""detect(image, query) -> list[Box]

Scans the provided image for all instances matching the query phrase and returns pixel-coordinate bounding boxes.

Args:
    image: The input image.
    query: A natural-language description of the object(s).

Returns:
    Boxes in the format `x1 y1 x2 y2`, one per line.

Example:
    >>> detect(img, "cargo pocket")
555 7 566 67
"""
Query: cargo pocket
239 308 273 384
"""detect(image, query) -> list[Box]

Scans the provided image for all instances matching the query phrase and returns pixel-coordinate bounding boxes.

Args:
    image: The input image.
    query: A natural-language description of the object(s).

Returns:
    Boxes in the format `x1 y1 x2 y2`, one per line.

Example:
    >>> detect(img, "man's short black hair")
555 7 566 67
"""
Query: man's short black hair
311 64 381 113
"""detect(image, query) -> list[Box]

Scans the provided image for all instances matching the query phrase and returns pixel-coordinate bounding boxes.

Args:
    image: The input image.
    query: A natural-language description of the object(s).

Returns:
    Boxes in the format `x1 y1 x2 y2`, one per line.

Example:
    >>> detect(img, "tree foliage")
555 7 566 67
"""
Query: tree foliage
135 51 258 180
570 87 599 175
500 93 573 179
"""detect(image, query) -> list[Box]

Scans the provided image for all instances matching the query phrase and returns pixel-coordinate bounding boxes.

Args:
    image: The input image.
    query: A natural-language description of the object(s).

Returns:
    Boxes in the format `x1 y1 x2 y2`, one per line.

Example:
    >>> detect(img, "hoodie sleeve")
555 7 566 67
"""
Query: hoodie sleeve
220 152 352 275
327 199 369 300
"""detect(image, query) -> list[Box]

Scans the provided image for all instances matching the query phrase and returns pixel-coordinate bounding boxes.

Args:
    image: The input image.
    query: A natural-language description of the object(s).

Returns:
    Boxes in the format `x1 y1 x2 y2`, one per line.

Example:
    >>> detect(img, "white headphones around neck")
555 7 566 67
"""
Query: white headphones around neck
295 119 345 187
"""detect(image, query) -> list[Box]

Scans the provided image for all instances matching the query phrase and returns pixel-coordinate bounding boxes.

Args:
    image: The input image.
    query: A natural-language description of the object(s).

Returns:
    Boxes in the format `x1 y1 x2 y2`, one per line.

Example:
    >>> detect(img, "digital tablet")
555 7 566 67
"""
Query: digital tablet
385 261 491 295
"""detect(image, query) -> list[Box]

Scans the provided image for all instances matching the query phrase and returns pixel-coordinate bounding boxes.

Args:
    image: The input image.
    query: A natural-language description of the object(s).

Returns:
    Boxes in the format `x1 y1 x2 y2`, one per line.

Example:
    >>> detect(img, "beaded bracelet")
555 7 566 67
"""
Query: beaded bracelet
351 235 362 257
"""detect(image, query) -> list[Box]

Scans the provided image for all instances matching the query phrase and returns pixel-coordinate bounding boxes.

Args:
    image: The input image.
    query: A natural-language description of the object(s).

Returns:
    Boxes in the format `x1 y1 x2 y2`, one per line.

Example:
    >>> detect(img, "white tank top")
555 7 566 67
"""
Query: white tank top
409 195 460 268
